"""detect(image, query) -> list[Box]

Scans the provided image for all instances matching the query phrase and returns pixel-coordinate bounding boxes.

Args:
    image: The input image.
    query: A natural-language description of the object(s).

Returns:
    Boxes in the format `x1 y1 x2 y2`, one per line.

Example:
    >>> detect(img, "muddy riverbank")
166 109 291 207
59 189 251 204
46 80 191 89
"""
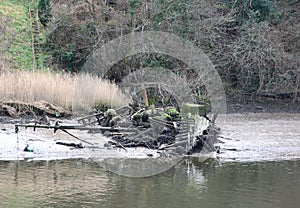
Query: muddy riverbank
1 112 300 163
217 113 300 162
0 120 164 162
1 96 299 164
227 95 300 114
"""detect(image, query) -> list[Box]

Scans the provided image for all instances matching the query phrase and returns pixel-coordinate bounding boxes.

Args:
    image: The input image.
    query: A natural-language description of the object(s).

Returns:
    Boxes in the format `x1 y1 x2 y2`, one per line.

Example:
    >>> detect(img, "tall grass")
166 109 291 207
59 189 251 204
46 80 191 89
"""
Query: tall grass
0 71 129 112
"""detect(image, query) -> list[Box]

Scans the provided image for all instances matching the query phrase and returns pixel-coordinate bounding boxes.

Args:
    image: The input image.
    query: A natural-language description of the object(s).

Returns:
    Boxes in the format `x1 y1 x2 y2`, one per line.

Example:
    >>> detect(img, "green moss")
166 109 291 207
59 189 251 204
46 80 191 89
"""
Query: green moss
181 103 207 117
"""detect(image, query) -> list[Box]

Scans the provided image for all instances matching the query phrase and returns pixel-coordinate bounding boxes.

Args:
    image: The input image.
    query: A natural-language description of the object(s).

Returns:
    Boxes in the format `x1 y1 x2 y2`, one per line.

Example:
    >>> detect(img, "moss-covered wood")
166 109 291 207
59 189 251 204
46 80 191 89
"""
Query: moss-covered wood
181 103 206 117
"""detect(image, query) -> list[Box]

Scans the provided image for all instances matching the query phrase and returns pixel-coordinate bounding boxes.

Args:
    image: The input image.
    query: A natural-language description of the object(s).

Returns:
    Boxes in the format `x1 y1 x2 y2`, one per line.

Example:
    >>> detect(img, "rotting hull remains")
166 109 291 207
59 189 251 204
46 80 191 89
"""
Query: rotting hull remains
2 104 219 162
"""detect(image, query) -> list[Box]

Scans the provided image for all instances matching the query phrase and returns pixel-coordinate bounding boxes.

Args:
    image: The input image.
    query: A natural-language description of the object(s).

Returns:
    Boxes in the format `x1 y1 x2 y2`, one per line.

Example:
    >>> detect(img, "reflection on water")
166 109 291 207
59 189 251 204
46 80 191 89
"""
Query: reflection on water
1 158 300 208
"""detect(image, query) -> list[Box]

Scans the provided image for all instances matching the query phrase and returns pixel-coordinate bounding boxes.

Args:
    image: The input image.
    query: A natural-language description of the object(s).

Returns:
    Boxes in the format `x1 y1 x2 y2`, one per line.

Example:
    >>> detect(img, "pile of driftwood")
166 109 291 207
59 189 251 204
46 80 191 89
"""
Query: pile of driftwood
0 101 71 117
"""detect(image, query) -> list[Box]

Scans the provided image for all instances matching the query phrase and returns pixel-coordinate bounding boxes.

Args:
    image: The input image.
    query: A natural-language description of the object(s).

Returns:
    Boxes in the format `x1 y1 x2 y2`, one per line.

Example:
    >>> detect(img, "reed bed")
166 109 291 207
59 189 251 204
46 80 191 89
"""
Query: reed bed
0 71 129 112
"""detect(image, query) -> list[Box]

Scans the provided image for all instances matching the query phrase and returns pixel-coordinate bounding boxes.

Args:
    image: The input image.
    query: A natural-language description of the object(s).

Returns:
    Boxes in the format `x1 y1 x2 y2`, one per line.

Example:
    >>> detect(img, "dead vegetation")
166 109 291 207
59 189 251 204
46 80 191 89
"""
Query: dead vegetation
0 0 299 108
45 0 299 101
0 71 129 116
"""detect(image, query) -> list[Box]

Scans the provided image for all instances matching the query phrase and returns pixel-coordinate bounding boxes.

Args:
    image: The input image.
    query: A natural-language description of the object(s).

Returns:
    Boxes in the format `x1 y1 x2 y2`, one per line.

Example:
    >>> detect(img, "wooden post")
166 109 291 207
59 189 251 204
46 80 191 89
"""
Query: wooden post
141 84 149 107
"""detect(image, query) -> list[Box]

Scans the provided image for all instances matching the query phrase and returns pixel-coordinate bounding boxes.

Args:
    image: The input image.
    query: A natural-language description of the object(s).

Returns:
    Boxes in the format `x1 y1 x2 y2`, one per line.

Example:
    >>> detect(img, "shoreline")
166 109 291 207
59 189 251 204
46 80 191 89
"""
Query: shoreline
226 95 300 114
1 95 299 121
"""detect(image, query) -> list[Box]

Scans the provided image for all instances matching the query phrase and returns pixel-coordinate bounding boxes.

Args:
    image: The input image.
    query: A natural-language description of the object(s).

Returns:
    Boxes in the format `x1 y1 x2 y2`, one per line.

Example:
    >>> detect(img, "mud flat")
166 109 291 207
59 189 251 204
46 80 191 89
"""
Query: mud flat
0 121 166 161
0 122 89 161
0 116 215 176
2 112 300 164
216 113 300 162
0 122 214 177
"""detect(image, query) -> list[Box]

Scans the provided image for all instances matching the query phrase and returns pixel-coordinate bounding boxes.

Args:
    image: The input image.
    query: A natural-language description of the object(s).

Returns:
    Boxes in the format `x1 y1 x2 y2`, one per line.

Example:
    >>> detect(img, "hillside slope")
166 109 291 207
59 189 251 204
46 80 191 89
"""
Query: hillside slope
1 0 299 101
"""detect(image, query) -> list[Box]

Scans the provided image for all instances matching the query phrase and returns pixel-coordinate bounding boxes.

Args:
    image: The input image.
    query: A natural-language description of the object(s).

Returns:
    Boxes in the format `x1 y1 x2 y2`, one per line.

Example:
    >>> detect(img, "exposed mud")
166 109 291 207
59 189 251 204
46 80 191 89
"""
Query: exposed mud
227 95 300 114
1 99 300 163
217 113 300 162
0 121 165 161
0 101 72 117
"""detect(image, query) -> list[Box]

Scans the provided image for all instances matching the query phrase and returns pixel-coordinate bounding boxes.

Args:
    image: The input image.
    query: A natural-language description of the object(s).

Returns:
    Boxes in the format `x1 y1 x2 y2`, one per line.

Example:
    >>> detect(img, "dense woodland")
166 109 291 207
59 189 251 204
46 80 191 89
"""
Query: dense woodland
1 0 299 101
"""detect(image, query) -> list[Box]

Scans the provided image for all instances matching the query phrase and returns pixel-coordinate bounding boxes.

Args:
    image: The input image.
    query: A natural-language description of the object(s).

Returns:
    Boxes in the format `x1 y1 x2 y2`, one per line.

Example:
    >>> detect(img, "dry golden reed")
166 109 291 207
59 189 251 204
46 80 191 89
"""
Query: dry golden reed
0 71 129 112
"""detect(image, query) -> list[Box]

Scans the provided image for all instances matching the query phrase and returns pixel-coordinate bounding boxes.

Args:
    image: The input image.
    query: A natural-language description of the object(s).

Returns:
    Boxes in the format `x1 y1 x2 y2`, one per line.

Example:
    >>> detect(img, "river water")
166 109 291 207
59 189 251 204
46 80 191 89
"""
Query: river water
1 113 300 208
